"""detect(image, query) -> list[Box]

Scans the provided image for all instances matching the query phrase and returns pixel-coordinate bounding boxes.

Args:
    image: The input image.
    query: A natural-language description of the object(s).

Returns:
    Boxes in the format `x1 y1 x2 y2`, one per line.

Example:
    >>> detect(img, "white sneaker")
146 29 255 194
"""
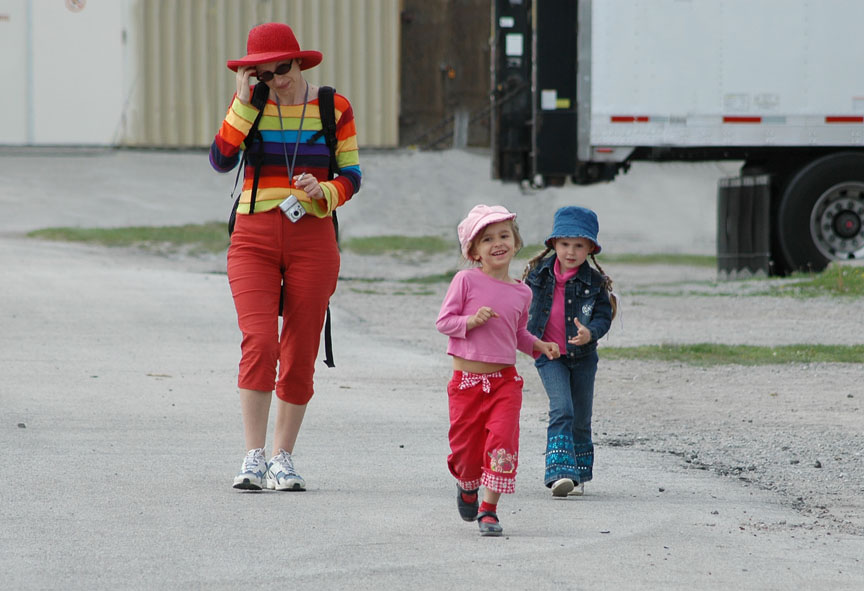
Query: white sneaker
266 449 306 491
233 448 267 490
551 478 575 497
568 482 585 496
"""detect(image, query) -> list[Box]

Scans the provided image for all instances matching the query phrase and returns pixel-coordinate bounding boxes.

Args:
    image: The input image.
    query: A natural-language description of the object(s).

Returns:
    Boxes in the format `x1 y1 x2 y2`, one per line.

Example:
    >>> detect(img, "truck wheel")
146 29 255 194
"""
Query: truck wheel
777 152 864 272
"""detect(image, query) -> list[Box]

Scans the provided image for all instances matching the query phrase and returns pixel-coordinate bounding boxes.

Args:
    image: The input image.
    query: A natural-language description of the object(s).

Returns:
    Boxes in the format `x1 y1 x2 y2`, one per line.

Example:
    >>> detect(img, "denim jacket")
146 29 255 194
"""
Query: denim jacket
525 255 613 359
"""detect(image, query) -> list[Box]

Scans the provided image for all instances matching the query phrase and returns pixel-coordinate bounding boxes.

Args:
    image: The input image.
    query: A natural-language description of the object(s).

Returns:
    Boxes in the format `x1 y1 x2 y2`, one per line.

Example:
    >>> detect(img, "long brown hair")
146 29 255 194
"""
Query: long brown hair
523 243 618 320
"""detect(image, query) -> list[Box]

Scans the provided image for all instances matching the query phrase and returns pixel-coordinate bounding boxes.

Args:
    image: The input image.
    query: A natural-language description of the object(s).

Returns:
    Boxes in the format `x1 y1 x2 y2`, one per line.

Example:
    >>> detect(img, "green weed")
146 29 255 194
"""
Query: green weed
28 222 229 255
341 235 452 256
767 264 864 298
601 343 864 365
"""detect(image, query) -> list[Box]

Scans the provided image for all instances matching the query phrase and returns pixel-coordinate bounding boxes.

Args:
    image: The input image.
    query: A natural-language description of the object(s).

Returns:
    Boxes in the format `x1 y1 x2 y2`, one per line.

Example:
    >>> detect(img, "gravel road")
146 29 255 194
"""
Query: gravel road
2 147 861 588
334 248 864 538
8 146 854 536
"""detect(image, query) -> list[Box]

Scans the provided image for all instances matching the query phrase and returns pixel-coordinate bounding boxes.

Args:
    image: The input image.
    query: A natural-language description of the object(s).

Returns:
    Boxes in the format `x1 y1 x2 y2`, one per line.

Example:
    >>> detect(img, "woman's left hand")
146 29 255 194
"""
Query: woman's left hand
294 173 324 200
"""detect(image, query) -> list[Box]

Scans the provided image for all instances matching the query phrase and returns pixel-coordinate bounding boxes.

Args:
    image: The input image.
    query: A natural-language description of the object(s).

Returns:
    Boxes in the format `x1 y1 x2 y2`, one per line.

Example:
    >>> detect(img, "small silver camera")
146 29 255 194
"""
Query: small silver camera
278 194 306 223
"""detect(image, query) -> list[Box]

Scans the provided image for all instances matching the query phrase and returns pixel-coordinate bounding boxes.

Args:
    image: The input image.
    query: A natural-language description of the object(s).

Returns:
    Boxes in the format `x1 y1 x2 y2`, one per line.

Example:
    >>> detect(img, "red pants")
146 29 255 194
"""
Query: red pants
446 366 523 494
227 208 339 404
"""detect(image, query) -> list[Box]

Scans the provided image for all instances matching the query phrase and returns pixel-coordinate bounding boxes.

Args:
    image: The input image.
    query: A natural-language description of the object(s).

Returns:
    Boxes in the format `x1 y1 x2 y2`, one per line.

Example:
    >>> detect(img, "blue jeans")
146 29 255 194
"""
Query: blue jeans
535 352 598 486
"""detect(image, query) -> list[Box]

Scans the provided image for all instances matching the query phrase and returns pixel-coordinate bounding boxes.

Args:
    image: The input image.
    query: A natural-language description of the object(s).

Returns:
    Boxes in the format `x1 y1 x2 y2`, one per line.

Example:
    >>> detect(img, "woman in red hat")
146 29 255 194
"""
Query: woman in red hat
210 22 361 492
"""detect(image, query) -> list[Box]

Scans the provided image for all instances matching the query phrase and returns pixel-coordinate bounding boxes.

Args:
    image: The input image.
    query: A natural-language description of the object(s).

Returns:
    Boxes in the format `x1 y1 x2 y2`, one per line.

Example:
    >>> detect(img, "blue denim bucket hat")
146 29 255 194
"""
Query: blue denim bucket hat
545 206 602 253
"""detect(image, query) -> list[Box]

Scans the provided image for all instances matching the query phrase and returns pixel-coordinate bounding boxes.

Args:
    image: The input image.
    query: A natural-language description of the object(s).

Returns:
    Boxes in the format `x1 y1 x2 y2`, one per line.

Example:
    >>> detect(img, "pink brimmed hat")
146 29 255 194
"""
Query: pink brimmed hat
457 204 517 258
227 23 323 72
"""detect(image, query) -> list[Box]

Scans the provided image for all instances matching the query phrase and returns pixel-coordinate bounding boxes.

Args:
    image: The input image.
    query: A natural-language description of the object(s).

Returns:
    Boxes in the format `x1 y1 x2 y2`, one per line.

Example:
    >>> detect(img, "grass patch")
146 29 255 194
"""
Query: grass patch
619 263 864 299
348 284 437 296
601 343 864 366
28 222 229 254
516 245 716 267
28 222 721 269
767 264 864 298
602 253 716 267
342 235 452 256
515 244 547 259
401 271 458 284
341 271 456 284
625 289 728 298
393 290 435 296
24 222 860 302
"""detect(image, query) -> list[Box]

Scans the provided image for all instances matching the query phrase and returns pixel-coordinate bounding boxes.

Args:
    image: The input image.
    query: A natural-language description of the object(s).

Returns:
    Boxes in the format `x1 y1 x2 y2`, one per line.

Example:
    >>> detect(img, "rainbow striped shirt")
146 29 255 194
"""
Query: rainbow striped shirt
209 90 361 217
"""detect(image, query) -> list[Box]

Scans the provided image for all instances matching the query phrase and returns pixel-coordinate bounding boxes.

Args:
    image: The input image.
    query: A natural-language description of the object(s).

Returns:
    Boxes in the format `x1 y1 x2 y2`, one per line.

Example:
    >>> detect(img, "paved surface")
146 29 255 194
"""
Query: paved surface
1 149 862 590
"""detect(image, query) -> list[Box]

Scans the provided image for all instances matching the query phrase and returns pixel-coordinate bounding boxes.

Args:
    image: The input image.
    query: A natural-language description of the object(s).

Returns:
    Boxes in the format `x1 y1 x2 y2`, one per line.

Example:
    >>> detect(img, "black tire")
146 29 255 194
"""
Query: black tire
777 152 864 273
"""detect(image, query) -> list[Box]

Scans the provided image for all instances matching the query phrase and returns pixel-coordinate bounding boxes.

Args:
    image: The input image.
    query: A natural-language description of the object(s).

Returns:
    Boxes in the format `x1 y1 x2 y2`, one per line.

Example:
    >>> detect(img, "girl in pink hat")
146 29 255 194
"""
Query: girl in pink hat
210 23 361 492
436 204 560 536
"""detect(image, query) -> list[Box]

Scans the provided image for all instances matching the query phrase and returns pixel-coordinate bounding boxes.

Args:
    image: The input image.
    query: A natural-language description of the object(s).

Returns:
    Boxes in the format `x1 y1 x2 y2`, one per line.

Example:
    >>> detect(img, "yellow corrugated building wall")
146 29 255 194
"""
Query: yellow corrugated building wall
122 0 400 148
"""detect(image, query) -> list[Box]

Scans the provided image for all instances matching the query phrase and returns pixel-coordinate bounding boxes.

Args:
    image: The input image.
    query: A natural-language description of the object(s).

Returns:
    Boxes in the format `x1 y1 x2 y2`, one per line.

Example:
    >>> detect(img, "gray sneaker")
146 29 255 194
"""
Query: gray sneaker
266 449 306 491
233 448 267 491
551 478 575 497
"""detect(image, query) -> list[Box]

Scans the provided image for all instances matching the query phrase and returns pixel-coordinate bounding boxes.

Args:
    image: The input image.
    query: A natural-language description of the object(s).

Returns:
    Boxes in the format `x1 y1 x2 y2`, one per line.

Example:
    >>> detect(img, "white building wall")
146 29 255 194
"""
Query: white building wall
0 0 29 144
0 0 400 148
0 0 129 145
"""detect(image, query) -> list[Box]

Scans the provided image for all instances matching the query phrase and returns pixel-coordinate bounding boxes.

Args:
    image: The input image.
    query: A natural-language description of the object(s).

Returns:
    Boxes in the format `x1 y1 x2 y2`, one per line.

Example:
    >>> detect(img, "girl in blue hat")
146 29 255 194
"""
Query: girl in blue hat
523 206 617 496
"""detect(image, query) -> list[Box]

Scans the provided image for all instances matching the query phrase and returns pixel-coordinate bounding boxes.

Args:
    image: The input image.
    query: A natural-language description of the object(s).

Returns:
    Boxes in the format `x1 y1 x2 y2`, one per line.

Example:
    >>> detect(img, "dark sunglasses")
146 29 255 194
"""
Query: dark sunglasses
255 61 294 82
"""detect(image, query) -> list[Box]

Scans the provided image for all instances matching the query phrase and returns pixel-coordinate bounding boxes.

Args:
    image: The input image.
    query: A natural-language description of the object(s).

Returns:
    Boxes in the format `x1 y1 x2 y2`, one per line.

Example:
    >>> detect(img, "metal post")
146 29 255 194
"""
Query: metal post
452 108 469 149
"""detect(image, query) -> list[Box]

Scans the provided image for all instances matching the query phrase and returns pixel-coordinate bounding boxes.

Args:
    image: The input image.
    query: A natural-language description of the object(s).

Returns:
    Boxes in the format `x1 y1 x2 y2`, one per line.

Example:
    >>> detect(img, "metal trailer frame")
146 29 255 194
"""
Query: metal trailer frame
492 0 864 274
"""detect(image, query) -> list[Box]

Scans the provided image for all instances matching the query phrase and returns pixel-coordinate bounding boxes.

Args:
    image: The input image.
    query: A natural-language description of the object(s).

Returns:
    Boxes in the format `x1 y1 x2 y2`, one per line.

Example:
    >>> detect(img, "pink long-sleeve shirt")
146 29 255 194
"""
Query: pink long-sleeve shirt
533 258 581 359
436 268 538 365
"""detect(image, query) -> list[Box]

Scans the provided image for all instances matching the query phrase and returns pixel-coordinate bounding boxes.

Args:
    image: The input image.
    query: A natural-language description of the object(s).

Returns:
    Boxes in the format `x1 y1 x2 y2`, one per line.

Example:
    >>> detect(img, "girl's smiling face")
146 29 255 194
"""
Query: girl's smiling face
553 237 594 272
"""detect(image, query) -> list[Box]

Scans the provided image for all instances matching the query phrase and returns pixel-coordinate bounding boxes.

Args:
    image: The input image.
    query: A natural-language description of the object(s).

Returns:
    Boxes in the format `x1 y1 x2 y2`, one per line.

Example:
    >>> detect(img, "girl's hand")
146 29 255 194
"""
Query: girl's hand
467 306 498 331
236 67 254 104
293 172 324 200
568 318 592 346
535 340 560 360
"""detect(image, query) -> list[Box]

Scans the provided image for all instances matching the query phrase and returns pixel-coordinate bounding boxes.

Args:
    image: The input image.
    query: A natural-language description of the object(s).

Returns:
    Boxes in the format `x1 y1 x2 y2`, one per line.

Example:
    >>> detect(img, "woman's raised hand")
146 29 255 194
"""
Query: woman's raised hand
236 66 254 104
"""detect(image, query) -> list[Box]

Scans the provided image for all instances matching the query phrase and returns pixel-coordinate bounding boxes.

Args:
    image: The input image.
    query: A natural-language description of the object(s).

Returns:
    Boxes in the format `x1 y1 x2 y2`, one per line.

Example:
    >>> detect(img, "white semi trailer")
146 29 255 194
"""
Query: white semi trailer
491 0 864 274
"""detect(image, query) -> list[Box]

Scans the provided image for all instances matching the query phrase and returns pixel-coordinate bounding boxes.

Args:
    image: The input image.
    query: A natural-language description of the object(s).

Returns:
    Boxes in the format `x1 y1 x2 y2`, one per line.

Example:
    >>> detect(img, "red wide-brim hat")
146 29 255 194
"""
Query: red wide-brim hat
227 22 323 71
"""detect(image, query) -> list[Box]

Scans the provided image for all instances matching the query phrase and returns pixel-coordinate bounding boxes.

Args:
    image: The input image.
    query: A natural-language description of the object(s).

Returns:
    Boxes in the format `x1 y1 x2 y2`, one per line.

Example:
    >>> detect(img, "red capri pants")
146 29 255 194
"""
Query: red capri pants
227 208 339 404
446 366 523 494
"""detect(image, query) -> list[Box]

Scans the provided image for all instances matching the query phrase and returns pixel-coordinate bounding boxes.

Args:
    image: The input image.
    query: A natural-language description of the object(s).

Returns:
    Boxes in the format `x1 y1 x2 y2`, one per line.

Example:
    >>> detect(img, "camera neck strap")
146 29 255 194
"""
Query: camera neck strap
276 82 309 188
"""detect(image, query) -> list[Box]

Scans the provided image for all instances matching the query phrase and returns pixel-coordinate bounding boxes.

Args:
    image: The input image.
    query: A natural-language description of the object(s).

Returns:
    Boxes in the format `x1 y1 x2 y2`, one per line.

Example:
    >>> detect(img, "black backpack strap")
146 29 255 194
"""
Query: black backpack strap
309 85 342 242
322 304 335 368
309 85 341 368
227 150 246 236
247 141 262 215
246 82 270 216
228 83 269 235
312 86 342 181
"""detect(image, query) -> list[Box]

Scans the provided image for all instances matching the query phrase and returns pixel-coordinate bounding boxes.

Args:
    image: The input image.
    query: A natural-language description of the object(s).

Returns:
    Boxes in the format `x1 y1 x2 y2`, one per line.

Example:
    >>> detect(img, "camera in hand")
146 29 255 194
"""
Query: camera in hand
279 194 306 223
